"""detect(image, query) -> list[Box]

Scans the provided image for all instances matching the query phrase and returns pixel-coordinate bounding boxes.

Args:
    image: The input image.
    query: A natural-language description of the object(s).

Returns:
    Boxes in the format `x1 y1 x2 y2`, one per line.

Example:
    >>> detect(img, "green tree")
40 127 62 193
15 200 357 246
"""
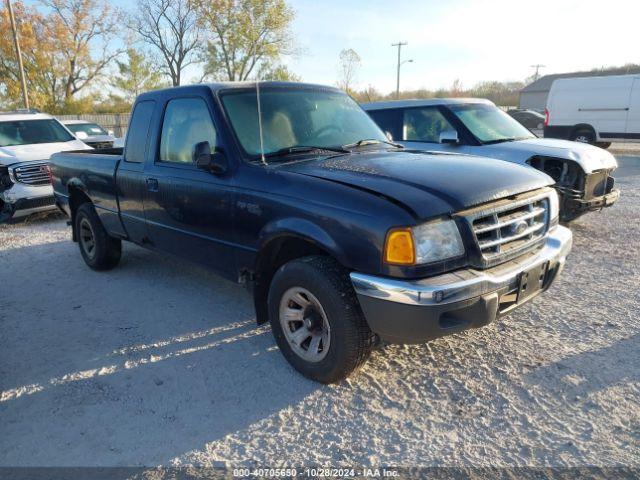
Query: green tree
260 64 301 82
111 48 165 105
195 0 295 81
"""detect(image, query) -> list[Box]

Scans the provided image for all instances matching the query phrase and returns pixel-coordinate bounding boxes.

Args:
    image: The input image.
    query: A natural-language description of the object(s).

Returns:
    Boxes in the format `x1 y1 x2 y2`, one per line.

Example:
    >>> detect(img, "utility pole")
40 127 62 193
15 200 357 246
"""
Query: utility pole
6 0 29 109
392 41 408 99
530 64 545 82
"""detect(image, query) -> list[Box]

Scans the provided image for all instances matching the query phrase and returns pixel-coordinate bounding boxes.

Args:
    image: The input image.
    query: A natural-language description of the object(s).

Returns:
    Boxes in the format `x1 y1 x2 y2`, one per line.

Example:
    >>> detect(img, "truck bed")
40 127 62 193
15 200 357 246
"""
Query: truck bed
50 149 123 231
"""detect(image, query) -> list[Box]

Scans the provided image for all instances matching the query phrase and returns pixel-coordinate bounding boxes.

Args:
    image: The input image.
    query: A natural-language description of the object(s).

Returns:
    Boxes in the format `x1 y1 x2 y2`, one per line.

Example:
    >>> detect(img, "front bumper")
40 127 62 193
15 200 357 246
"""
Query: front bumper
351 225 572 344
1 182 56 221
566 188 620 213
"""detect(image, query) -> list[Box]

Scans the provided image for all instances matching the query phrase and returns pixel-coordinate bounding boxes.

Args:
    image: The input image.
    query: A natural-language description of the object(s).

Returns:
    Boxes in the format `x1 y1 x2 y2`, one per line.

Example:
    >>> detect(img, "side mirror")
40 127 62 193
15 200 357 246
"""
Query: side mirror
194 141 228 175
385 131 394 142
108 130 114 136
439 130 459 145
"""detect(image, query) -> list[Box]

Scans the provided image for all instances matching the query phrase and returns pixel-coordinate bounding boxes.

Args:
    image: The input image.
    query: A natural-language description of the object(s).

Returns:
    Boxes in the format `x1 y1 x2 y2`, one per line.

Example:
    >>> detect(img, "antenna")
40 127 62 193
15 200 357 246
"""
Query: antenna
256 80 266 166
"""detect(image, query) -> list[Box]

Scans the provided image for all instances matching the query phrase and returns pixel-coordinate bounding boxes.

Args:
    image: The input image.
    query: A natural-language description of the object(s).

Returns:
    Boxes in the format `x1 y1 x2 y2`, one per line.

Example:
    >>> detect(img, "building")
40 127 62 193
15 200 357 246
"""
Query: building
519 66 640 112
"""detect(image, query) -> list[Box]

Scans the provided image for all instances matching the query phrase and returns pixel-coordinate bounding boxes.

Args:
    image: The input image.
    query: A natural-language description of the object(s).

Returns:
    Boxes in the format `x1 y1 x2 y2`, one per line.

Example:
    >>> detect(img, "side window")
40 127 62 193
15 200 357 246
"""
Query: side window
367 109 402 141
159 97 218 164
403 107 455 143
124 100 156 163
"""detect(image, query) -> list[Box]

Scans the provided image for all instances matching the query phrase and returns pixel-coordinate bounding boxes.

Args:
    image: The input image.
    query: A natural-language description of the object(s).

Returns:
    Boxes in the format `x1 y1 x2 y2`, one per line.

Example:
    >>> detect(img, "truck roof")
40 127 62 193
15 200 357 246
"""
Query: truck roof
136 81 343 102
361 98 495 110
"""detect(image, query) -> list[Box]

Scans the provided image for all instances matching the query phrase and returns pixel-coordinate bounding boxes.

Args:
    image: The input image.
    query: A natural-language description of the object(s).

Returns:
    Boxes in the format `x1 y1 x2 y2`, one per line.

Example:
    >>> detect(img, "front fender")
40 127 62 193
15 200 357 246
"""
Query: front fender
258 217 349 267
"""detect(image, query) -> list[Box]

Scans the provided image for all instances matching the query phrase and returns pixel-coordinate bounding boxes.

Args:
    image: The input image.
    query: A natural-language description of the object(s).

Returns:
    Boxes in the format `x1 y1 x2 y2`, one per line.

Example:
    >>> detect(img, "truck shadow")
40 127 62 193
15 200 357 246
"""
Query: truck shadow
1 238 321 465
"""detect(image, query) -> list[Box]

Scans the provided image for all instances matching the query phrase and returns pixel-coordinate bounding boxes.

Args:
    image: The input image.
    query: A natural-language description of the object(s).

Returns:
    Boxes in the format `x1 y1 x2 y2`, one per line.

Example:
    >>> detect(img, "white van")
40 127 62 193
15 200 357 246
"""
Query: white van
544 74 640 148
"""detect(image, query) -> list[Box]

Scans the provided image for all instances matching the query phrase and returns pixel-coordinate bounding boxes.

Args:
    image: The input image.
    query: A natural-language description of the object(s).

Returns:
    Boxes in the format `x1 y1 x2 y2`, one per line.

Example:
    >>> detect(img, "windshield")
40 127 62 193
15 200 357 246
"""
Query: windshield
221 87 387 158
65 122 108 136
449 104 535 143
0 119 74 147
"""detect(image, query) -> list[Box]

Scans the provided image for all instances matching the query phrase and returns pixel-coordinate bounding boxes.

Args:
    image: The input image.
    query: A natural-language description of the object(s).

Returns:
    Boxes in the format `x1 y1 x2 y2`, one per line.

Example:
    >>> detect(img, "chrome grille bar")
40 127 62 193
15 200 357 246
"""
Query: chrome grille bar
12 163 51 186
458 189 552 267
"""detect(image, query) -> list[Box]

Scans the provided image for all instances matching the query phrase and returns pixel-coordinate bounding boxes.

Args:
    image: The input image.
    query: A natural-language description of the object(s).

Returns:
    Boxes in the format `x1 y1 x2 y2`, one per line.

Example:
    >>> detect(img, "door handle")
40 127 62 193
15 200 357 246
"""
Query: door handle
146 178 159 192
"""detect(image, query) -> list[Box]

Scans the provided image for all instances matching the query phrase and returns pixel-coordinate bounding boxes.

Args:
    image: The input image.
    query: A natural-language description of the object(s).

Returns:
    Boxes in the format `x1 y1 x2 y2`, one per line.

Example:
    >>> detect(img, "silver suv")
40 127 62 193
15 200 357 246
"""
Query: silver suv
363 98 620 222
0 110 89 222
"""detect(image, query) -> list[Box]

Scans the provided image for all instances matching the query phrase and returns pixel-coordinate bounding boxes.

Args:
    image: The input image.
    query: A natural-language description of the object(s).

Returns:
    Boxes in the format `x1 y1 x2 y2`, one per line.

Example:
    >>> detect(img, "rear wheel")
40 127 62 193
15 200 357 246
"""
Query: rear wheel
268 256 374 383
596 142 612 149
570 128 596 144
75 203 121 270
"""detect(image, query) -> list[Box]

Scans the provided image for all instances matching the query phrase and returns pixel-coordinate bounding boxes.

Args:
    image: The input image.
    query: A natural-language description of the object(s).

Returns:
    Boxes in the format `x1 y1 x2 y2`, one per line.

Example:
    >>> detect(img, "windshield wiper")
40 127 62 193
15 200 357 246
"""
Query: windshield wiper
342 138 404 149
483 136 530 145
261 145 350 160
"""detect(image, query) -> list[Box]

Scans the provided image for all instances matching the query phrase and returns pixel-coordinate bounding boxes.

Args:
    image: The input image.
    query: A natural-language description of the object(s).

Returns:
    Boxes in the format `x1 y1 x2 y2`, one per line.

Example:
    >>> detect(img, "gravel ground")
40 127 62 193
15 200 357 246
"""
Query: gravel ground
1 159 639 468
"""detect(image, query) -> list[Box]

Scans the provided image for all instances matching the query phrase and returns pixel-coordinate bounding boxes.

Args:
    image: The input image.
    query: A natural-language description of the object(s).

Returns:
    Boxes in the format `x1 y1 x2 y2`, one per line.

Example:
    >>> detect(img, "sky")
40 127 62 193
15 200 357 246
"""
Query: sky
26 0 640 95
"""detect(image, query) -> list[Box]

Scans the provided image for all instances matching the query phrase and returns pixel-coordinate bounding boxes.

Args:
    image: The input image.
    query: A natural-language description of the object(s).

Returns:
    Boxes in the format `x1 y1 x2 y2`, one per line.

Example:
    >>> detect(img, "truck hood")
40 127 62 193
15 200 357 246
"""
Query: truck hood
281 150 553 219
484 138 618 173
0 140 90 166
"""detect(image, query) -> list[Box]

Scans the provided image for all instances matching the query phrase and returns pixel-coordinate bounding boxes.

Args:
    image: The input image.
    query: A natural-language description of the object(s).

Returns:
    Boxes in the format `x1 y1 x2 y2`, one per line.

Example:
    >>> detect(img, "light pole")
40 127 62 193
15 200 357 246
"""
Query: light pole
530 64 545 82
6 0 29 109
392 42 412 99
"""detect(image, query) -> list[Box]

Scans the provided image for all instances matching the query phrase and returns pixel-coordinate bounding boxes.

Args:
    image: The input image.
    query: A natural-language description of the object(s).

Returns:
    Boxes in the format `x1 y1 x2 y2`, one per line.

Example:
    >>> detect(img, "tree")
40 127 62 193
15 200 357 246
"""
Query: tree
111 48 165 105
337 48 361 95
131 0 201 87
0 1 51 109
260 64 301 82
40 0 124 106
1 0 120 112
195 0 295 81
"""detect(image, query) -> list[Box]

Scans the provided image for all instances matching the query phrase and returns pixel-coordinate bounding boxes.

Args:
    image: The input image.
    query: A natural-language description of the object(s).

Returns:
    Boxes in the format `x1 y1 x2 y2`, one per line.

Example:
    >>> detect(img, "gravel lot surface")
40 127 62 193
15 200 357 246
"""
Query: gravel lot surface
1 159 639 468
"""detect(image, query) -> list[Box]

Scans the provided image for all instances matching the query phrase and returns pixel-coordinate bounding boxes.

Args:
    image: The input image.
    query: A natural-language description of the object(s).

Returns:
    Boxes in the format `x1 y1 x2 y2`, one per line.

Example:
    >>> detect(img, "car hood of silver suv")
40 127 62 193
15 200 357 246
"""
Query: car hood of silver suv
0 140 90 166
477 137 618 174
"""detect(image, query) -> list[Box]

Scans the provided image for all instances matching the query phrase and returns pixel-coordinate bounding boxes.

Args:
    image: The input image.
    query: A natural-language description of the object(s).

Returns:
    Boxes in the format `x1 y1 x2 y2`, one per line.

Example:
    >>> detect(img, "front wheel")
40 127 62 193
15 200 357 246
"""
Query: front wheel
75 203 122 270
268 256 374 383
570 128 596 144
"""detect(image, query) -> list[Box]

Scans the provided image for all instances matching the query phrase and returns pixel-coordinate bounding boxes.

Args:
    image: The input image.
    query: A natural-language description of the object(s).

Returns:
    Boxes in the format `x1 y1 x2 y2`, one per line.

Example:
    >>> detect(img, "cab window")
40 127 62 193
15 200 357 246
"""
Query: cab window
403 107 455 143
159 98 218 164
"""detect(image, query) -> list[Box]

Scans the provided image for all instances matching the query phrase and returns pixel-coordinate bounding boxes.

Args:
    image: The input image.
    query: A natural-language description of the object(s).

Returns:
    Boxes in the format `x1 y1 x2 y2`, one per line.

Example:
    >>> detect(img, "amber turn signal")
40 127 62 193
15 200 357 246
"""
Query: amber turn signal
384 228 415 265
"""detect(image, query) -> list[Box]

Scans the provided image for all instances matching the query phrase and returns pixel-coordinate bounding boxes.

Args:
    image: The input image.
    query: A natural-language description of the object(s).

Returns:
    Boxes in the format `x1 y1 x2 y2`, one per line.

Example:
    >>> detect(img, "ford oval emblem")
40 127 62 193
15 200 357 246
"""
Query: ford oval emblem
512 220 528 236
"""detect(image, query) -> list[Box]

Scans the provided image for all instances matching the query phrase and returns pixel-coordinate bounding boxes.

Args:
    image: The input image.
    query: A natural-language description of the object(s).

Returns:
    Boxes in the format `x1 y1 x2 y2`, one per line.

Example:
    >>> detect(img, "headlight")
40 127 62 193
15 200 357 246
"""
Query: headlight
548 190 559 221
384 219 465 265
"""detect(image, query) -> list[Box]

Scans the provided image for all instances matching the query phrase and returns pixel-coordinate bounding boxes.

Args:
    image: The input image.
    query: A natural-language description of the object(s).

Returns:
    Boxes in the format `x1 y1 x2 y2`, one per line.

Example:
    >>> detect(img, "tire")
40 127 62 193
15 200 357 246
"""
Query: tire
268 255 374 383
570 128 596 144
75 203 121 270
596 142 612 149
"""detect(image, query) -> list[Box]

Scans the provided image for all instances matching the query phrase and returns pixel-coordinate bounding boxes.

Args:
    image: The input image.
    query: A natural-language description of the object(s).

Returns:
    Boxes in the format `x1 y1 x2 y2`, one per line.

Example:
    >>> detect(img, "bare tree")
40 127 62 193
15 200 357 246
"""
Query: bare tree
337 48 361 94
131 0 201 86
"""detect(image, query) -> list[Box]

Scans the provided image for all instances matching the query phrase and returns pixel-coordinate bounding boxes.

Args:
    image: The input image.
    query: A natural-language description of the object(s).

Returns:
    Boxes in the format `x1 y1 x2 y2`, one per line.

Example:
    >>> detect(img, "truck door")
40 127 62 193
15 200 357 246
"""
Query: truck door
143 96 236 277
626 77 640 139
117 100 156 244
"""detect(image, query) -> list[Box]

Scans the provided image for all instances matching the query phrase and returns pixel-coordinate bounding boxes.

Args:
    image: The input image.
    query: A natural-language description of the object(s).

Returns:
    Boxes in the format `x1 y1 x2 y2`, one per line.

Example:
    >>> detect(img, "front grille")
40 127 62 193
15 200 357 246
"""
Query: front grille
87 141 114 149
16 196 55 210
460 190 551 267
12 162 51 186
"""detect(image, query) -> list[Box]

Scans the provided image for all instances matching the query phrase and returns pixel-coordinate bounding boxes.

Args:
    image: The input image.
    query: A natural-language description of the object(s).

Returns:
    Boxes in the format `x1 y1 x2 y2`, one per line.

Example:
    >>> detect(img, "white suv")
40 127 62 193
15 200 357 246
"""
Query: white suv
0 110 89 222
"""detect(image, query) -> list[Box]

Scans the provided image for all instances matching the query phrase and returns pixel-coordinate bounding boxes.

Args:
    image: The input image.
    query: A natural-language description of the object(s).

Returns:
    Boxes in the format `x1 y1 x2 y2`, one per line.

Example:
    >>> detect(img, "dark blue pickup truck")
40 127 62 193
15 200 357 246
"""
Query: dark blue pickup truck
50 82 573 383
